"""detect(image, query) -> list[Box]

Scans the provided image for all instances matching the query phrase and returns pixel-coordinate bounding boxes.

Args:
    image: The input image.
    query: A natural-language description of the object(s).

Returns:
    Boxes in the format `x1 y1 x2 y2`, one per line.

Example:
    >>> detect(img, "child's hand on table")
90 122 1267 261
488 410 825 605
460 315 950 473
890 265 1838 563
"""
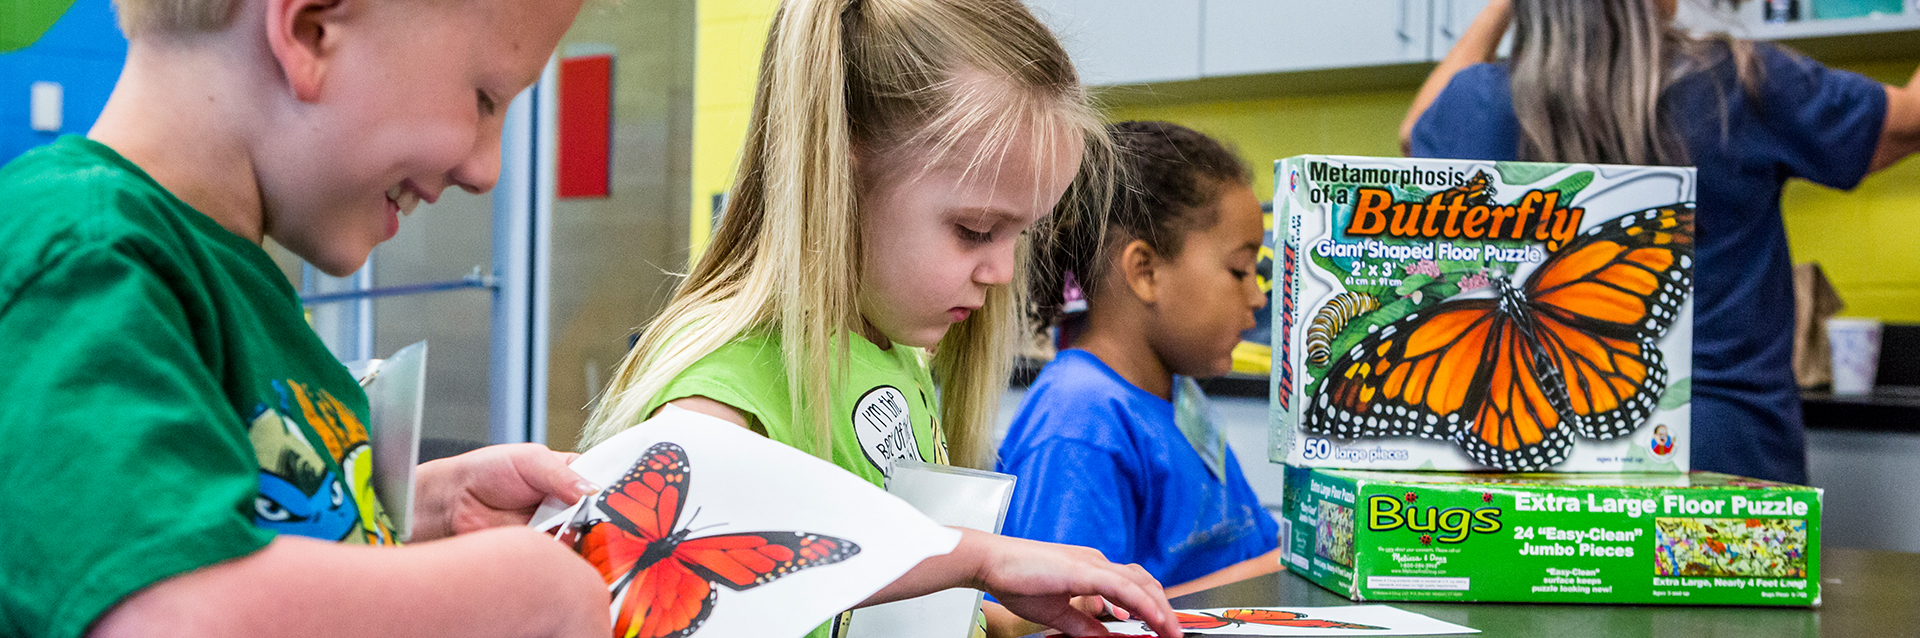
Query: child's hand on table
867 529 1180 637
967 531 1183 638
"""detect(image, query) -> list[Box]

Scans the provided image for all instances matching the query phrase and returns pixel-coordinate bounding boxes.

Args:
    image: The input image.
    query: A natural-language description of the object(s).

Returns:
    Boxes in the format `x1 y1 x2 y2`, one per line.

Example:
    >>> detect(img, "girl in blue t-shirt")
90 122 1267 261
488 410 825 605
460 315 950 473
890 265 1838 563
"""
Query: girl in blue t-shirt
998 121 1281 590
1399 0 1920 484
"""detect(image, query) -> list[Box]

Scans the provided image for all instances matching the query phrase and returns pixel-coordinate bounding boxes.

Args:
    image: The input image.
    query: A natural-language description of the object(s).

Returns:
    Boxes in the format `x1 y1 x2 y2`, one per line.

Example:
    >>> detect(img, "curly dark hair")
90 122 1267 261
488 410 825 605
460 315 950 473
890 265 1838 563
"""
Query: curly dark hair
1026 120 1250 331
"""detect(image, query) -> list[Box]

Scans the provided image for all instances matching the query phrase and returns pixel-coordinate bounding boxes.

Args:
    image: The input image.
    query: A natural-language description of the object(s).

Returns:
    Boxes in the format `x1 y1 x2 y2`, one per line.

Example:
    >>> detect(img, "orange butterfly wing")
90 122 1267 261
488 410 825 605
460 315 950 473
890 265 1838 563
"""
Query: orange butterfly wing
674 531 861 591
1173 611 1233 630
615 557 717 638
1455 317 1577 469
574 520 651 586
600 443 692 544
1525 204 1693 439
1305 301 1507 442
1221 608 1389 630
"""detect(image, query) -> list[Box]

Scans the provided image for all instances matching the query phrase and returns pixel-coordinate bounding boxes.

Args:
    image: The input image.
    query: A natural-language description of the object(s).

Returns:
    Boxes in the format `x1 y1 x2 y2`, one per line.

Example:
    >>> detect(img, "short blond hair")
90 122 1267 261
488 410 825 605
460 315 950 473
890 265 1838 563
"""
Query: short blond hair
112 0 242 38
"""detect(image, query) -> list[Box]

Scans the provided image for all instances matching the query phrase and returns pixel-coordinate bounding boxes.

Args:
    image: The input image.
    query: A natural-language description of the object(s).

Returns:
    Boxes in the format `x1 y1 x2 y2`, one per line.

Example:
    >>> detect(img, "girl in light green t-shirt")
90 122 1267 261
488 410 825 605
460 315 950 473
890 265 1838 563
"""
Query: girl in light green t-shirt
575 2 1180 637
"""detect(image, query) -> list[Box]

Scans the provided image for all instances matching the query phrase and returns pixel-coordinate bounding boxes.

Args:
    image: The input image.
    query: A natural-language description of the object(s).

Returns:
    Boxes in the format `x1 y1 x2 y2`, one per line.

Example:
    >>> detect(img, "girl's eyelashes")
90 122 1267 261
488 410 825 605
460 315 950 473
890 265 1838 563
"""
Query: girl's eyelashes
1230 268 1251 281
957 224 995 244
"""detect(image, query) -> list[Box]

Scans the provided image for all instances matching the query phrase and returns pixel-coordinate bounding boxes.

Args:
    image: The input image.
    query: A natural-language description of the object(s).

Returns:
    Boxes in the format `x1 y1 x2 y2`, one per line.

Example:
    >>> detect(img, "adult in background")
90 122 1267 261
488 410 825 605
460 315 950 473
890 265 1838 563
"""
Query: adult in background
1401 0 1920 483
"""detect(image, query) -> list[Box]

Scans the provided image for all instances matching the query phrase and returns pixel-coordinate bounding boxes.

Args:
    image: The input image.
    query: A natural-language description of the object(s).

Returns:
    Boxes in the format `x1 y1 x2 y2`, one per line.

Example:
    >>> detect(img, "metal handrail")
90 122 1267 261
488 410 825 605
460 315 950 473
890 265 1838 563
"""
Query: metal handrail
300 271 497 306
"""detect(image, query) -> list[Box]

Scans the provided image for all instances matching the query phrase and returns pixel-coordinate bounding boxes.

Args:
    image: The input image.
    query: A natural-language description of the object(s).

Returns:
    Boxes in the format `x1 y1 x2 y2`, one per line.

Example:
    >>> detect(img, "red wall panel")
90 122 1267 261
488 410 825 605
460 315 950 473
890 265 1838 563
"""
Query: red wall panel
557 54 612 199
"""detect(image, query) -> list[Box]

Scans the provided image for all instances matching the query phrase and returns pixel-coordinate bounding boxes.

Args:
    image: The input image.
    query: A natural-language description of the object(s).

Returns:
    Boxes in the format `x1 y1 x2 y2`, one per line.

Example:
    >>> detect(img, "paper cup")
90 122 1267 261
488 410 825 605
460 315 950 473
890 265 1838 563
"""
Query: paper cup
1827 317 1883 396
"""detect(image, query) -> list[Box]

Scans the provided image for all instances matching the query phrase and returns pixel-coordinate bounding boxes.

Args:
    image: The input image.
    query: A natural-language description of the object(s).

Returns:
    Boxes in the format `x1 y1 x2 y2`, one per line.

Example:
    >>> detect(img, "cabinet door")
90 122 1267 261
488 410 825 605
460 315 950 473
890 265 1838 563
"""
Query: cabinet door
1202 0 1431 77
1026 0 1202 85
1429 0 1513 60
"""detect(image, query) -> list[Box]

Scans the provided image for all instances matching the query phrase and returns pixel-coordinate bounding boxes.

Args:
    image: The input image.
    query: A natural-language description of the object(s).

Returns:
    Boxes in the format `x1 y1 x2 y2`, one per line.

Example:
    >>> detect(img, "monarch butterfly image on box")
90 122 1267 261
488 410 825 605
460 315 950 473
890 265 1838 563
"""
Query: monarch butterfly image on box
1167 609 1387 631
1304 204 1694 471
557 442 861 638
1455 170 1495 207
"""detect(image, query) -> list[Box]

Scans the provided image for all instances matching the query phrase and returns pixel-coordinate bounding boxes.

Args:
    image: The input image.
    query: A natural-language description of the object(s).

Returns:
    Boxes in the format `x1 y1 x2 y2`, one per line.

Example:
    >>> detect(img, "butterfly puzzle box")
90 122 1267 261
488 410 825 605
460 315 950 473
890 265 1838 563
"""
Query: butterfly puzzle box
1269 155 1698 473
1280 466 1823 606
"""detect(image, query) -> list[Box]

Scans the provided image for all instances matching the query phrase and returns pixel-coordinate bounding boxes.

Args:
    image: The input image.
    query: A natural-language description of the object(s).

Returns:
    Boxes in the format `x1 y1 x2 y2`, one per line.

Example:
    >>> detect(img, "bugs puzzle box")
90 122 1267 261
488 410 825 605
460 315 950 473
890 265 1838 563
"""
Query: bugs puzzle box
1268 156 1697 472
1279 467 1822 606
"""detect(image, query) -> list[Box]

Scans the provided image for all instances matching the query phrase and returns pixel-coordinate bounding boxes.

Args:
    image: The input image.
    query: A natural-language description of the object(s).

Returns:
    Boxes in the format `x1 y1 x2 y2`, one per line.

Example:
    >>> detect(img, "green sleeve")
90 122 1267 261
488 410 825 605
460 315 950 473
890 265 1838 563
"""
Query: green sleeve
0 242 274 638
647 335 796 438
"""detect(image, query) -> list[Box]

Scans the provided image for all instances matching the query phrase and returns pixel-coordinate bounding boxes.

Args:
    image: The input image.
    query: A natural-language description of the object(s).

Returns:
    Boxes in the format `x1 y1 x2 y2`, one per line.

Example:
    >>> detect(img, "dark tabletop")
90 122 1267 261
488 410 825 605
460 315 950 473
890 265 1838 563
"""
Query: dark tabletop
1127 548 1919 637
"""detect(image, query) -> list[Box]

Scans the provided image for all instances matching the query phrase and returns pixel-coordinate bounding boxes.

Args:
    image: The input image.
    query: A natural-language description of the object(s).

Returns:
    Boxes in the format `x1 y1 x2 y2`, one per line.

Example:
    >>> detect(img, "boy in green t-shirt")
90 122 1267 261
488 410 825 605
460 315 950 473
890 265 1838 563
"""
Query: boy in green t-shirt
0 0 615 636
0 0 1186 636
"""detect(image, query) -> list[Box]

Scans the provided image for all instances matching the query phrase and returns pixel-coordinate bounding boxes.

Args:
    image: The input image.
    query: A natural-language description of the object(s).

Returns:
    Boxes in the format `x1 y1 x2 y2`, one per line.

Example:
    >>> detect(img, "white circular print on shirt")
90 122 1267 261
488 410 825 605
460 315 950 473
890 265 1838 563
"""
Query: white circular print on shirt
853 385 922 478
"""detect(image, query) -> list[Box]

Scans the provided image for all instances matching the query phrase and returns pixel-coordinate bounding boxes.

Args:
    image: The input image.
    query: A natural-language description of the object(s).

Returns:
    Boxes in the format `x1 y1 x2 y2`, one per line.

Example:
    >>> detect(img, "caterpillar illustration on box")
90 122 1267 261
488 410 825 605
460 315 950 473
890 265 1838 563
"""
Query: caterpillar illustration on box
1305 292 1381 367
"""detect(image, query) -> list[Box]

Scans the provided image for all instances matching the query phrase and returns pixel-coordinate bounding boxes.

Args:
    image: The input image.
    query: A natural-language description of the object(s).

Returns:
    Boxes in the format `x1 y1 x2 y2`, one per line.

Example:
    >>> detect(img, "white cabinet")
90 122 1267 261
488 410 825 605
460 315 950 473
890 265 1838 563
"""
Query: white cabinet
1692 0 1920 40
1201 0 1432 76
1026 0 1203 85
1428 0 1513 60
1030 0 1920 89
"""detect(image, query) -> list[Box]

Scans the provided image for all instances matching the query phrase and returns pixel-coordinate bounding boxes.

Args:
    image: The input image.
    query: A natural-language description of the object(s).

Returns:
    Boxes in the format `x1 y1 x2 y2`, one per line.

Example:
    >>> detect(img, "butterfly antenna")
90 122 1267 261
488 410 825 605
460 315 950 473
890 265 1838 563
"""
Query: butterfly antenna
684 507 729 534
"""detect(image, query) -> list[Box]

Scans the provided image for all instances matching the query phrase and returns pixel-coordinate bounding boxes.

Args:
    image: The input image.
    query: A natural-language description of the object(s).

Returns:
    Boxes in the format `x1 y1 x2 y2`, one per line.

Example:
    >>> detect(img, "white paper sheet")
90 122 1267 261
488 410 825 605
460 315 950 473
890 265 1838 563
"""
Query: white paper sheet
529 406 964 638
1099 605 1478 636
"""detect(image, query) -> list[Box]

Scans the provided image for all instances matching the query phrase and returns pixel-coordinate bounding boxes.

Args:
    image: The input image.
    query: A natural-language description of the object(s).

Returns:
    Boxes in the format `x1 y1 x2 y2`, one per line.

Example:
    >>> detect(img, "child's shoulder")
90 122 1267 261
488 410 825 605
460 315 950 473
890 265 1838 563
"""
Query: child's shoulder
0 137 201 268
1016 350 1166 431
1028 350 1136 401
0 137 259 321
1004 351 1159 457
658 329 788 399
686 329 785 374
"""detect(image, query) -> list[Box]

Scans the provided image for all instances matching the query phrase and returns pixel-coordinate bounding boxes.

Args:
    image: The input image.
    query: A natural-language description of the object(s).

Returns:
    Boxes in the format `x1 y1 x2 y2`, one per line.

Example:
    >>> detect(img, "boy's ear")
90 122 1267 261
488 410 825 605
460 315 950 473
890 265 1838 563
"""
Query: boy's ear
1118 238 1160 305
264 0 345 102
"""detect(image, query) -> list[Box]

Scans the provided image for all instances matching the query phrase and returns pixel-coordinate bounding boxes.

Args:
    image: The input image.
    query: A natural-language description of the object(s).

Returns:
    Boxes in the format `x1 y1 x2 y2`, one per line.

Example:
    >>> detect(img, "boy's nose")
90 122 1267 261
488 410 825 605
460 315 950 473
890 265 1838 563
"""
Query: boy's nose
450 131 504 194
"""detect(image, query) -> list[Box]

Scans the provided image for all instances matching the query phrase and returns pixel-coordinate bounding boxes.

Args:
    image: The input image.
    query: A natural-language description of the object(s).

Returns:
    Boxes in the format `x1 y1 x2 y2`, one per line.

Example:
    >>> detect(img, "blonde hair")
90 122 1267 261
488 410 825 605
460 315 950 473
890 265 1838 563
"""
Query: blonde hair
112 0 241 38
583 0 1110 469
1510 0 1762 165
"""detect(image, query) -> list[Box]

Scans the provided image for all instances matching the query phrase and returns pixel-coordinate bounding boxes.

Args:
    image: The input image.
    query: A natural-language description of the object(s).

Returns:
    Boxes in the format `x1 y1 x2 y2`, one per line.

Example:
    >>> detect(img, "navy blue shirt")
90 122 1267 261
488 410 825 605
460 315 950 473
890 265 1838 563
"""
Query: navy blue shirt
996 350 1280 586
1410 44 1887 484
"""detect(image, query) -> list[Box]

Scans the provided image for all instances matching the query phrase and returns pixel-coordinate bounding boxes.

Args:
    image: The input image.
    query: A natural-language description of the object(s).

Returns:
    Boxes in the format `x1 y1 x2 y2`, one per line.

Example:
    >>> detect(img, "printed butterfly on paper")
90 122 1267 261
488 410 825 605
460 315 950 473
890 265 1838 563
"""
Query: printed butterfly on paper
557 442 861 638
1154 609 1386 631
1306 204 1693 470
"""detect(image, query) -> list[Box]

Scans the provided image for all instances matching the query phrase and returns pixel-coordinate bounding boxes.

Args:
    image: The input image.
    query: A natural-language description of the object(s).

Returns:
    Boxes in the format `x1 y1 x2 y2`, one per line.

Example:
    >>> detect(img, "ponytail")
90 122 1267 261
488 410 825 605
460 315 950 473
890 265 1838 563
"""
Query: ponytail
1028 121 1247 335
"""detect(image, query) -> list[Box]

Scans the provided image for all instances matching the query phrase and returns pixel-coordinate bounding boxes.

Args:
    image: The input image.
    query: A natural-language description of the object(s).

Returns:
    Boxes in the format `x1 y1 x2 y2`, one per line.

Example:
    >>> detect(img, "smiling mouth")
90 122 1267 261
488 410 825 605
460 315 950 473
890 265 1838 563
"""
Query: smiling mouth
386 183 423 215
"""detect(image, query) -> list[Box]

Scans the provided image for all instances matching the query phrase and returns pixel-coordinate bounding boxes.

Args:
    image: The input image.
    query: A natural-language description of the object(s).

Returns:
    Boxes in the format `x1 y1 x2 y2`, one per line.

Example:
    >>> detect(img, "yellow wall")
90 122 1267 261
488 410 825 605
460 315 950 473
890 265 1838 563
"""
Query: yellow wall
689 0 778 255
691 10 1919 321
1105 90 1415 213
1778 61 1920 323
